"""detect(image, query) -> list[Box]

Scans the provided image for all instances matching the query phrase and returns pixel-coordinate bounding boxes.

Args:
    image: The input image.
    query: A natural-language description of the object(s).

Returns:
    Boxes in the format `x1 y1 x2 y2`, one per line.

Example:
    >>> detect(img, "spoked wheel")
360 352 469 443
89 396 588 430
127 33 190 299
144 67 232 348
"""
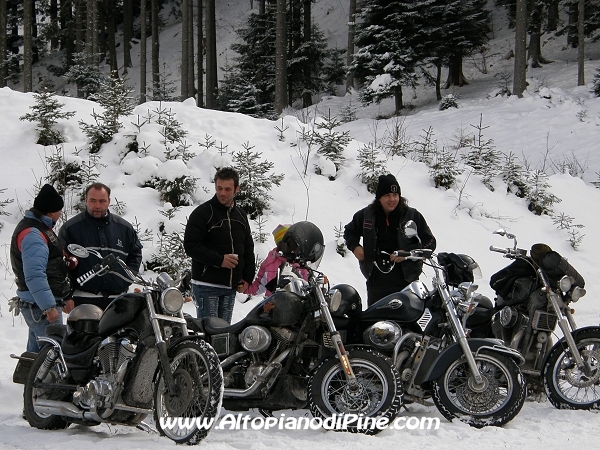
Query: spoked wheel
544 329 600 410
154 340 223 445
308 348 402 435
23 346 70 430
431 350 526 428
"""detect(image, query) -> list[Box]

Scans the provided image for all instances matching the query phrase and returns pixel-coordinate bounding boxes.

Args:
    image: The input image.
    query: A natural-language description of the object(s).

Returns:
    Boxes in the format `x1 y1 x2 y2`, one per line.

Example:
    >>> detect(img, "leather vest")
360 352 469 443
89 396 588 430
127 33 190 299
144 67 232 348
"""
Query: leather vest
10 217 70 298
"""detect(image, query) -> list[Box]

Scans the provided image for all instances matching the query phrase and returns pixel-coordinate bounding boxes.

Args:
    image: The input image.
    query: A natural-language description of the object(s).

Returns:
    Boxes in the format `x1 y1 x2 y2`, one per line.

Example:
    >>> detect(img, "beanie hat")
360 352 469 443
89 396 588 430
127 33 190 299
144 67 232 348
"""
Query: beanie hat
375 174 401 199
272 224 291 245
33 184 64 214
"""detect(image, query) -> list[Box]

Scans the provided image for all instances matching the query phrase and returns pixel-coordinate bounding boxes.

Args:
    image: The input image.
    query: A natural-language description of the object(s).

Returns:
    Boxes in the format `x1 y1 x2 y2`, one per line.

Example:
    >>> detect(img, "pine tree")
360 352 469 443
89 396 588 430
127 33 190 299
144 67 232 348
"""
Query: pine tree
322 46 347 95
231 143 285 220
462 115 501 190
79 75 135 153
63 52 107 99
357 142 387 194
20 86 76 145
314 110 351 175
429 148 462 189
501 152 529 198
592 67 600 97
526 169 561 215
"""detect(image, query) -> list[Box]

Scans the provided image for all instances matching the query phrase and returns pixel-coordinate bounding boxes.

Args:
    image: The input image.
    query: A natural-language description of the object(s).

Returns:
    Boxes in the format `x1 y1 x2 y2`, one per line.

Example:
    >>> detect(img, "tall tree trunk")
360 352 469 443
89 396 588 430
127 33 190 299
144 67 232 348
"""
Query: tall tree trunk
577 0 585 86
528 0 541 68
393 86 403 115
123 0 133 73
546 0 559 32
62 0 75 69
50 0 59 50
86 0 94 63
32 1 39 64
567 2 577 48
0 0 6 88
346 0 356 92
197 0 204 107
513 0 528 97
274 0 287 114
151 0 160 89
75 0 84 55
93 0 99 61
106 0 118 76
205 0 217 108
435 61 442 101
181 0 189 99
445 54 468 87
23 0 33 92
302 0 312 108
187 0 195 100
140 0 147 103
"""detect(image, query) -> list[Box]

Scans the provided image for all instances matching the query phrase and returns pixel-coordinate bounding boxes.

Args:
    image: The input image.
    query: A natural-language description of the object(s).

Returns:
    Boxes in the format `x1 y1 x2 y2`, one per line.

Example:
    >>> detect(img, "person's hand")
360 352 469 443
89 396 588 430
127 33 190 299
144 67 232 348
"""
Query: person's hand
390 250 406 263
353 246 365 261
44 307 59 323
62 299 75 314
221 254 239 269
236 280 249 293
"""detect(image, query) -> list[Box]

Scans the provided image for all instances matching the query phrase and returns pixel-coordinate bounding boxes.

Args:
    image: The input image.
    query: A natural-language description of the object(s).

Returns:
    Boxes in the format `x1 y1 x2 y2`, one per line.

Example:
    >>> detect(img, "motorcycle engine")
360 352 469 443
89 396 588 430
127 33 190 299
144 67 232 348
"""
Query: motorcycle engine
98 336 137 375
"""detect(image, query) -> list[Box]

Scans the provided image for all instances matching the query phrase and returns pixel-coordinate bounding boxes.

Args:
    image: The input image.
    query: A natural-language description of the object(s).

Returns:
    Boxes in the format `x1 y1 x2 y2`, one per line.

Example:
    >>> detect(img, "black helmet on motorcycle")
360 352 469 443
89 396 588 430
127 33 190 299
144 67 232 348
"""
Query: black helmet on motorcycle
437 253 481 286
67 304 103 334
279 221 325 263
329 284 363 317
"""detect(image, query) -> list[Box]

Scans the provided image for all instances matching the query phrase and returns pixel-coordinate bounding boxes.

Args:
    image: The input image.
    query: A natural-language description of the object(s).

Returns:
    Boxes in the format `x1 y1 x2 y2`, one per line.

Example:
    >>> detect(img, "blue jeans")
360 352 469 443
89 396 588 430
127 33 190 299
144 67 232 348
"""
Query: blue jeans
21 304 63 353
192 284 236 324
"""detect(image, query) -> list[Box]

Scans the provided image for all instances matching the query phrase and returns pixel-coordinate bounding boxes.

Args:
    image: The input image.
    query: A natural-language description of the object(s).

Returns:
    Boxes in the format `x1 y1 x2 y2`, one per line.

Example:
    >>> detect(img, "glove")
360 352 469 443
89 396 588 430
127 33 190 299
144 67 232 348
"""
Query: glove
8 297 20 316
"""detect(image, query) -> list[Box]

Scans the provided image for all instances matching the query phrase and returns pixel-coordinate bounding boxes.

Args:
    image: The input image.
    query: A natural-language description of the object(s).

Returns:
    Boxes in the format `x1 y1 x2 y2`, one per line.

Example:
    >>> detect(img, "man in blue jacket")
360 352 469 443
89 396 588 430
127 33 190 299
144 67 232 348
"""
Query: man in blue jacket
58 182 143 310
184 167 255 323
10 184 74 352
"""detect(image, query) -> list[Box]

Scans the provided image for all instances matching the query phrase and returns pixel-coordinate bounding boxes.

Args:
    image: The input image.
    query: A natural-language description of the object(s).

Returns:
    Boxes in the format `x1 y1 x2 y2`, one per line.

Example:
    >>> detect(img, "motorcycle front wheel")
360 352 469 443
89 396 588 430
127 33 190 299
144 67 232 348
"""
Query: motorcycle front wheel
23 345 70 430
154 340 223 445
308 347 402 435
431 350 526 428
544 328 600 409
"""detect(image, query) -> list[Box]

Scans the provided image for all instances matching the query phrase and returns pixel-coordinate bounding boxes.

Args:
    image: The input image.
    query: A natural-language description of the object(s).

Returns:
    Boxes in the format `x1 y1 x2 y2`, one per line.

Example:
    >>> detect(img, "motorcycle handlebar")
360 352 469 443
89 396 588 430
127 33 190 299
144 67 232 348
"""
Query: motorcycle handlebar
489 246 528 257
489 245 508 254
76 254 116 285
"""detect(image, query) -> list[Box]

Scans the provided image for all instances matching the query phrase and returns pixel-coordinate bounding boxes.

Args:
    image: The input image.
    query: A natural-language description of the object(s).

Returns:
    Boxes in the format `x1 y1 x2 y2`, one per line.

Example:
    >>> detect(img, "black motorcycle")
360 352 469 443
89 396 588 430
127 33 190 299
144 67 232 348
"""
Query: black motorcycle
330 220 526 428
11 245 223 445
187 221 403 435
488 229 600 409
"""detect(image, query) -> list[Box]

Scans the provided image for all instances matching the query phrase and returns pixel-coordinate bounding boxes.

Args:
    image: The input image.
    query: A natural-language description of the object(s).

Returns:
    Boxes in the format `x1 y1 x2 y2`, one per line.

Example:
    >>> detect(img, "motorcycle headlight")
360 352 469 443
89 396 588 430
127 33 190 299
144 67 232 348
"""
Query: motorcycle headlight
499 306 519 328
160 287 184 315
363 321 402 350
559 275 574 293
571 286 586 302
328 288 342 313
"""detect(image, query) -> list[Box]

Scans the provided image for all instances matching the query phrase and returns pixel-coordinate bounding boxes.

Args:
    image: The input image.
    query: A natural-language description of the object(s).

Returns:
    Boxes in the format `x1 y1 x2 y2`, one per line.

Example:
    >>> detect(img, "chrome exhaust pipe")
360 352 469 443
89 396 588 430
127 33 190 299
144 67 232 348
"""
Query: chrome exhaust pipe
34 399 101 422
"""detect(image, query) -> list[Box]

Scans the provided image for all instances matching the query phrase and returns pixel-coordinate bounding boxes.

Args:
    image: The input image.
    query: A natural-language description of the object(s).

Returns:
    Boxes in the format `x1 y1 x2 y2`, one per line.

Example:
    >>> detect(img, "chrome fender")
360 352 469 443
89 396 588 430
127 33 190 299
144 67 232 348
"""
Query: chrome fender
417 338 525 386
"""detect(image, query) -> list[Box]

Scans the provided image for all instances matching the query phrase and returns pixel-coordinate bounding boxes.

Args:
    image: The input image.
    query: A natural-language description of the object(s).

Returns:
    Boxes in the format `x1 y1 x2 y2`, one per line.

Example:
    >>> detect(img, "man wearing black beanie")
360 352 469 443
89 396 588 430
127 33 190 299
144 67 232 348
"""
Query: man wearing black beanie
344 174 436 306
10 184 74 352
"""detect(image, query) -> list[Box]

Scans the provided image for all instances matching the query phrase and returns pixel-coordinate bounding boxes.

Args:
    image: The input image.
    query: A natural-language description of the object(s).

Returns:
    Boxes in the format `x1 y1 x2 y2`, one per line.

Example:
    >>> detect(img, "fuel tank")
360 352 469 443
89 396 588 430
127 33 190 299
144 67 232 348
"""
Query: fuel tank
244 290 305 327
98 293 147 337
359 286 426 324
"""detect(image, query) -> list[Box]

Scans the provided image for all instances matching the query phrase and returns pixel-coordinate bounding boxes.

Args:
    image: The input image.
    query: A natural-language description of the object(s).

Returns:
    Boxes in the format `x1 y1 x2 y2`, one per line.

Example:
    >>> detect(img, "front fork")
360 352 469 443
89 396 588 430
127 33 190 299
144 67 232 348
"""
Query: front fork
314 283 358 385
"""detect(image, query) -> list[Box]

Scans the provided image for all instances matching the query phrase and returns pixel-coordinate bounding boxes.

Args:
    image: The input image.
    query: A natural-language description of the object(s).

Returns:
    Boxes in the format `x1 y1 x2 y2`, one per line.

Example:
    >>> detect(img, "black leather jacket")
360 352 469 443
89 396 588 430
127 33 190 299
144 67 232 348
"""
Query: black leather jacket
184 195 255 288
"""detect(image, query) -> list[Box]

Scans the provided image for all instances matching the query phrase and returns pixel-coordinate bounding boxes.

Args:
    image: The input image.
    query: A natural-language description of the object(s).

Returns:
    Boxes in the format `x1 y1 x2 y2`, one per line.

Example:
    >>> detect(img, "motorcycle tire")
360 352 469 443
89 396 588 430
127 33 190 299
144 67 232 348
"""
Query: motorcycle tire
23 345 70 430
307 347 403 435
543 328 600 410
431 349 526 428
154 340 223 445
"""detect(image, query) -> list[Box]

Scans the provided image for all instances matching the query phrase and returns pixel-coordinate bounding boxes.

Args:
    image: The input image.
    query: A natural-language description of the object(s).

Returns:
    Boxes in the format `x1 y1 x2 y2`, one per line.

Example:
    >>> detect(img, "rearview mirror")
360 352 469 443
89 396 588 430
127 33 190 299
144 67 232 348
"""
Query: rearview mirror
67 244 89 258
404 220 419 239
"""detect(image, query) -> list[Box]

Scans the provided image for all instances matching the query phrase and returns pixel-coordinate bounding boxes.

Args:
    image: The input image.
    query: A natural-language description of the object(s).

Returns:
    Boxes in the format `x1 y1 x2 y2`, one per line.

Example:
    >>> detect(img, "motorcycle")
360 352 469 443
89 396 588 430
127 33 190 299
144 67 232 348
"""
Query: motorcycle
186 221 403 435
488 228 600 409
331 220 526 428
11 245 223 445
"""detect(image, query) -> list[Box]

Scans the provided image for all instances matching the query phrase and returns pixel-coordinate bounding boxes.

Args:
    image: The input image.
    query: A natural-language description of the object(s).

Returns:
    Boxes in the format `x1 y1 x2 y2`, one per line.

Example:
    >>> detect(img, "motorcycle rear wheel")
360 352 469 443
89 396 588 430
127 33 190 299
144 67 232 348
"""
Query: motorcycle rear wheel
308 347 402 435
23 346 70 430
544 329 600 409
154 340 223 445
431 350 526 428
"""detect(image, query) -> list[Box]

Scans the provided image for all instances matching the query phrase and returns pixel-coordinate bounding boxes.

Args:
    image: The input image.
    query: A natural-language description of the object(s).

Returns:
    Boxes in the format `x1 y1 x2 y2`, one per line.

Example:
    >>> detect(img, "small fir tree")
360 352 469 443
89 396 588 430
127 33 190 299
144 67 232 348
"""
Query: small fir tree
314 110 351 175
20 87 76 145
63 52 107 99
463 115 501 190
231 143 285 220
79 74 135 153
147 209 190 277
429 147 462 190
592 68 600 97
501 152 529 198
526 169 561 215
357 142 387 194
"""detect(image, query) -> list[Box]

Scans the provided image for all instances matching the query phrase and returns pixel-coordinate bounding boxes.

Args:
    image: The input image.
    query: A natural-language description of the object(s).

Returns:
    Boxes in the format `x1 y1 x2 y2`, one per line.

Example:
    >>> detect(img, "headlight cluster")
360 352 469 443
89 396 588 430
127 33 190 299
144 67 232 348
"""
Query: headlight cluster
160 287 184 315
559 275 587 302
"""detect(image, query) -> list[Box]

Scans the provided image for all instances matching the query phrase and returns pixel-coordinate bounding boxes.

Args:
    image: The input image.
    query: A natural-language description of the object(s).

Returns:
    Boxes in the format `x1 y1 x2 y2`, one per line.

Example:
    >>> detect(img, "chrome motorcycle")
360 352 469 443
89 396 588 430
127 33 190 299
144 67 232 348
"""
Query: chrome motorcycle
11 245 223 445
187 221 403 435
332 221 526 428
489 229 600 409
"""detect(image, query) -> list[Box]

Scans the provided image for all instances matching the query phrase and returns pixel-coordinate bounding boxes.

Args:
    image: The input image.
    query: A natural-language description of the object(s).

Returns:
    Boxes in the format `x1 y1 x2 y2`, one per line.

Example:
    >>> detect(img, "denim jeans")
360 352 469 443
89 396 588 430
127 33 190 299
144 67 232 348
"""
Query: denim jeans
192 284 236 324
21 304 64 353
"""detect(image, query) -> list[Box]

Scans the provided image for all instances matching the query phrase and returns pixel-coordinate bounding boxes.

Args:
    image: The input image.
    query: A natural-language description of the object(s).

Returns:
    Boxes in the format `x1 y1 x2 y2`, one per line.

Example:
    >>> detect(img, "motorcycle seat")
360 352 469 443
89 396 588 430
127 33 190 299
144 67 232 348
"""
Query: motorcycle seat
202 316 248 334
45 323 68 341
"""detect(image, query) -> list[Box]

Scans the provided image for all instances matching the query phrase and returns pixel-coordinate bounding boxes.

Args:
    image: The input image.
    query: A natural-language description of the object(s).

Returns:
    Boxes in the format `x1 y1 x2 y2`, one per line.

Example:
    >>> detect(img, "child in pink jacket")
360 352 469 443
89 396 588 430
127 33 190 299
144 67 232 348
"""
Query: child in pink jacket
244 224 308 297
